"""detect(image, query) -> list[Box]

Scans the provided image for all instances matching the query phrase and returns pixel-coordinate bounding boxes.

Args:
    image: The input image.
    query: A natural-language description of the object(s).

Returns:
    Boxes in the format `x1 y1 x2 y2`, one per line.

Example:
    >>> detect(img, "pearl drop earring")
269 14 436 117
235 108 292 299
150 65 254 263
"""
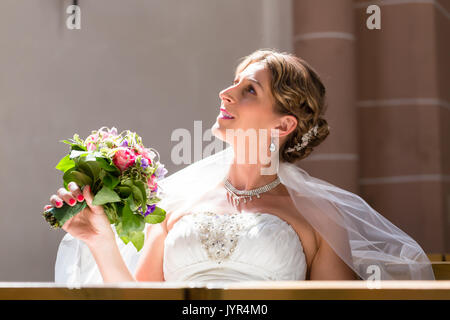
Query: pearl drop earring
269 138 276 153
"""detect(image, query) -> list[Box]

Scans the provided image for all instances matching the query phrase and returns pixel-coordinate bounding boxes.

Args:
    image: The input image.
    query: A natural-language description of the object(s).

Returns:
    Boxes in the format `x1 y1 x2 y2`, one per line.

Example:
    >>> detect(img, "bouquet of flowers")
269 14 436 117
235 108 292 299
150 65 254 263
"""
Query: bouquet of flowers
43 127 168 251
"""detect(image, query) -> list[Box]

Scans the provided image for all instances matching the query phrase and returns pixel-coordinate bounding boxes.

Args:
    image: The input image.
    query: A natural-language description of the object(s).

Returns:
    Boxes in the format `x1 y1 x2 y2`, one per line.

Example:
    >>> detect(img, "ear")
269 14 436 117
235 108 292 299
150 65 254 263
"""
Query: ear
274 115 297 137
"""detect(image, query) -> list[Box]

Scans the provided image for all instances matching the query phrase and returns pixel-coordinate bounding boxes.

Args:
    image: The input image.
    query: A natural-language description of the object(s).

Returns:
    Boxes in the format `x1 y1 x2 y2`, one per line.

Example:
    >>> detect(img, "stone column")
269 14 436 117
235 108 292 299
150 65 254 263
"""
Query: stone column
292 0 359 193
354 0 449 252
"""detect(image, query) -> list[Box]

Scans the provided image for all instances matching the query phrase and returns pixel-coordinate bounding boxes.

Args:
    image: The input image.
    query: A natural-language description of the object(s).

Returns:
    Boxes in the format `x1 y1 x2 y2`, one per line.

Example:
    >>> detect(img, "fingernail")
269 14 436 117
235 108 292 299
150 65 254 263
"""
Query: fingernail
56 200 63 207
77 194 84 202
44 205 52 211
69 198 76 206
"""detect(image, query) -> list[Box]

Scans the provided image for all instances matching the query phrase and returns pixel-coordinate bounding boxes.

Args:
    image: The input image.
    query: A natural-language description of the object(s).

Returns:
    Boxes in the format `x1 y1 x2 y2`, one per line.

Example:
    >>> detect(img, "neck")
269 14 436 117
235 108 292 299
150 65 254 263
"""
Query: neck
227 156 278 191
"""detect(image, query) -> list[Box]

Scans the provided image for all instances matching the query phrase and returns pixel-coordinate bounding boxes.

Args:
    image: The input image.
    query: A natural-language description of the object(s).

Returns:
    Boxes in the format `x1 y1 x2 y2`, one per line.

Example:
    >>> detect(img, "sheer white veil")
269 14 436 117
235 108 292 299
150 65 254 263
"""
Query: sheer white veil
55 146 434 284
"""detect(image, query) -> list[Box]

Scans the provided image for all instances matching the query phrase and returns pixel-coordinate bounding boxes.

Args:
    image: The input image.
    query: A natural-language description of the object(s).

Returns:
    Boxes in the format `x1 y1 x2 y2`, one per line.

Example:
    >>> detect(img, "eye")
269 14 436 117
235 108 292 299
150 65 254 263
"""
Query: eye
232 79 256 95
246 85 256 95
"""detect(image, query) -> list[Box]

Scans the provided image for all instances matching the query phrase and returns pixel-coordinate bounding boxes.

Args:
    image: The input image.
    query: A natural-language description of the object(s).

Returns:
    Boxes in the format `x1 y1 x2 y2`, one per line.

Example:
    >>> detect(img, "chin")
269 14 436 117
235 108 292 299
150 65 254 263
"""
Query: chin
211 122 225 141
211 120 236 145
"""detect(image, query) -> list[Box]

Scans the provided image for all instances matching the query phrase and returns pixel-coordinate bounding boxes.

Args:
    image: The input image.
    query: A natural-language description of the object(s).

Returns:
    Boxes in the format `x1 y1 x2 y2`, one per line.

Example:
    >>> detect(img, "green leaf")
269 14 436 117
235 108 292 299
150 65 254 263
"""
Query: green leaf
103 202 119 224
96 157 120 174
78 158 101 182
71 170 93 187
121 179 134 187
60 139 86 151
115 197 145 251
62 167 76 186
63 169 92 187
116 186 132 198
134 180 148 204
102 172 120 189
92 186 121 206
71 144 87 151
130 185 143 207
55 154 75 173
44 201 88 228
144 206 166 224
129 231 145 252
121 179 147 208
128 195 138 212
147 196 161 205
60 139 74 146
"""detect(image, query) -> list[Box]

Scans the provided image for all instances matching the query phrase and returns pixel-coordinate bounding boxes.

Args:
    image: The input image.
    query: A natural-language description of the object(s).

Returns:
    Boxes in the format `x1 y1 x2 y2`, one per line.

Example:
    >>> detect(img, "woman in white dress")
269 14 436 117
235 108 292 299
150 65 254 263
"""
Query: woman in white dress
48 49 434 283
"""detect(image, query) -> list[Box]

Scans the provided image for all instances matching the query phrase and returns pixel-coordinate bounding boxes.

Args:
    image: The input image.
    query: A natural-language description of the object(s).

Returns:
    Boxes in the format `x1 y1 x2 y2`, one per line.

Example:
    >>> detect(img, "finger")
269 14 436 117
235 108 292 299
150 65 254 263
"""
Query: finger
43 204 53 211
82 185 102 212
57 187 77 206
68 182 84 202
50 194 64 208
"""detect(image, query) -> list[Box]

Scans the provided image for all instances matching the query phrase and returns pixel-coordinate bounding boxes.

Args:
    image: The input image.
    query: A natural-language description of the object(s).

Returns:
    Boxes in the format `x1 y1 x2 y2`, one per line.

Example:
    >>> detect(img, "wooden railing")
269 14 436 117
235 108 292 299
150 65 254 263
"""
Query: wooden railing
0 253 447 300
0 281 449 300
428 253 450 280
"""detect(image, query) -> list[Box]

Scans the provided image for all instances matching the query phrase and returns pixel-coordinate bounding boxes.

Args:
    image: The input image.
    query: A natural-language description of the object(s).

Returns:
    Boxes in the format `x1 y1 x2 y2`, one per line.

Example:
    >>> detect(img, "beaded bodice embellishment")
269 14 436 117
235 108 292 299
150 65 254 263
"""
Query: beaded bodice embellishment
190 211 262 264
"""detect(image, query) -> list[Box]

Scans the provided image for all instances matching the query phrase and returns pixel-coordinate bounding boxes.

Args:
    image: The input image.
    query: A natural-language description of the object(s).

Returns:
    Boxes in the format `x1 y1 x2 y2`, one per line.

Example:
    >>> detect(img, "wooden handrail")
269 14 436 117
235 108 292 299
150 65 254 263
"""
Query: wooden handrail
427 253 448 261
0 281 449 300
1 254 448 299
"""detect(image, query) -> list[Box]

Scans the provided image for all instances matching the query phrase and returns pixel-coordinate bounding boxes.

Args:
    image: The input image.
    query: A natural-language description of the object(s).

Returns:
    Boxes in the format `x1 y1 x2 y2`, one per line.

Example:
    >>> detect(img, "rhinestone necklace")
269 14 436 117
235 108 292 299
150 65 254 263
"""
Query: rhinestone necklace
224 176 281 206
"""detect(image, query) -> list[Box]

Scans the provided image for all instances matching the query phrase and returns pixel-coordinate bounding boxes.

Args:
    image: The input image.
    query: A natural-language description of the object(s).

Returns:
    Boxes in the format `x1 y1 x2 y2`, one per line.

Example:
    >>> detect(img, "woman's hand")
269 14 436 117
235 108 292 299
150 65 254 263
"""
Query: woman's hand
44 182 114 246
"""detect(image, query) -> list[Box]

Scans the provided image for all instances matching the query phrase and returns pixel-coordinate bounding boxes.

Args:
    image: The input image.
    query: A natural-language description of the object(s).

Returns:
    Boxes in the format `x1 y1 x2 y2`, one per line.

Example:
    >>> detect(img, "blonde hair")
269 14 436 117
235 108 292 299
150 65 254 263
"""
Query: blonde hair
235 49 330 163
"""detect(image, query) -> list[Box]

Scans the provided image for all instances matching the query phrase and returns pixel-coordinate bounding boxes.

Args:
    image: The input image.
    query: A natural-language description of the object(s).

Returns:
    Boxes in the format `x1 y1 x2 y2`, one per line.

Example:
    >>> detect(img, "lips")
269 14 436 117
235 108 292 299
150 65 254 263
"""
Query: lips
220 108 234 119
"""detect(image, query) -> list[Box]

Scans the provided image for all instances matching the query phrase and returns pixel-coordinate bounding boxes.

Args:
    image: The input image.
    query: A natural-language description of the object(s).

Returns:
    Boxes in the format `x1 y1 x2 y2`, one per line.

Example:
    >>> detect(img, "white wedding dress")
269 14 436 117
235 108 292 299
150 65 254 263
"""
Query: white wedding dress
163 211 307 282
55 211 307 284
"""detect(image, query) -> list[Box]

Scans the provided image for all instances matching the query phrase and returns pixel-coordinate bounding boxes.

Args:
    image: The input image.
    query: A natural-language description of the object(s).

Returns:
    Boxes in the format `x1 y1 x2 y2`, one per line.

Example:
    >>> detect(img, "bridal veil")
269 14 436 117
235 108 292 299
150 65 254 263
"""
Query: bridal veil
55 147 435 283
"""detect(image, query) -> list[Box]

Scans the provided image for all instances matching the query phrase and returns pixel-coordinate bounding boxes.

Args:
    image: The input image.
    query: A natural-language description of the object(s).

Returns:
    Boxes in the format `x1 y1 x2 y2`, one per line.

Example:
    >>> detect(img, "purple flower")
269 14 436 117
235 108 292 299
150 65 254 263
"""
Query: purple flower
138 204 156 217
155 164 168 179
120 140 128 147
147 204 156 214
140 158 149 169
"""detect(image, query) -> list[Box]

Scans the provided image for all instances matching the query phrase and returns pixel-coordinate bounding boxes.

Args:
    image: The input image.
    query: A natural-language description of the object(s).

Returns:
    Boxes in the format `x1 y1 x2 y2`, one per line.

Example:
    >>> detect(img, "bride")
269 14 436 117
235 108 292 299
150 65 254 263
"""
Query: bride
47 49 434 283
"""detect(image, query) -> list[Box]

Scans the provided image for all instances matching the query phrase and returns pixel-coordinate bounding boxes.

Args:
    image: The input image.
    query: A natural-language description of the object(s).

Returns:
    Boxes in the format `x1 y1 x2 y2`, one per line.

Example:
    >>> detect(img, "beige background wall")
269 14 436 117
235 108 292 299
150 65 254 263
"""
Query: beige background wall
0 0 292 281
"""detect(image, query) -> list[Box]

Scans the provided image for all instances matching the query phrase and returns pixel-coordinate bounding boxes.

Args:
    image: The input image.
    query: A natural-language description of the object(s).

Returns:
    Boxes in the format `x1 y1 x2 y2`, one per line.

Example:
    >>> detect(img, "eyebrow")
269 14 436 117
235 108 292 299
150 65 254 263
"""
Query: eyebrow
234 76 264 92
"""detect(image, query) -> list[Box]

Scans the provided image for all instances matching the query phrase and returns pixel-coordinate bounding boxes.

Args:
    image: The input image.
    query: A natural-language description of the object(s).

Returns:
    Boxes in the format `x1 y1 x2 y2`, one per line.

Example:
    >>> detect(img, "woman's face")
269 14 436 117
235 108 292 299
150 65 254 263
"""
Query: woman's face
212 62 280 145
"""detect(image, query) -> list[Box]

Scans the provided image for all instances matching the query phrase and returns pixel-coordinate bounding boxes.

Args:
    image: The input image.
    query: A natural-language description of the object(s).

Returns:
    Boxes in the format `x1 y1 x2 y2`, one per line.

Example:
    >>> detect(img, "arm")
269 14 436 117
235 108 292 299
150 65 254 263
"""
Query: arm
85 199 169 282
78 187 136 283
50 182 167 283
86 233 136 283
309 232 358 280
134 218 168 281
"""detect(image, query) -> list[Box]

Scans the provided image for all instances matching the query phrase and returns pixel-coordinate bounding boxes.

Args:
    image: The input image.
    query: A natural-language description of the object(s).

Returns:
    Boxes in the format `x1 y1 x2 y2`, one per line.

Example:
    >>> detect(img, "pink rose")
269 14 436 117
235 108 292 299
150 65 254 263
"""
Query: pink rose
147 174 158 192
113 147 136 171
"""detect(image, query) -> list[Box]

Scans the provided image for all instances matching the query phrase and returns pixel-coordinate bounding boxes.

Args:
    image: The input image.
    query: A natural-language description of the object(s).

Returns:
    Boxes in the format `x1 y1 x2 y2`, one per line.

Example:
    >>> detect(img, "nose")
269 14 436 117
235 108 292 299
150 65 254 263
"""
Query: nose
219 86 235 104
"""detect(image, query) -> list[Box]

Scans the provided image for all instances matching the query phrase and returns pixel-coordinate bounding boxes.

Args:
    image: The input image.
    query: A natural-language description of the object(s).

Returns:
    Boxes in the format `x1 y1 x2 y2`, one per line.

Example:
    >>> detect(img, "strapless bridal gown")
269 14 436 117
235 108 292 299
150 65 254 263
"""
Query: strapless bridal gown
163 211 307 282
55 211 307 283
